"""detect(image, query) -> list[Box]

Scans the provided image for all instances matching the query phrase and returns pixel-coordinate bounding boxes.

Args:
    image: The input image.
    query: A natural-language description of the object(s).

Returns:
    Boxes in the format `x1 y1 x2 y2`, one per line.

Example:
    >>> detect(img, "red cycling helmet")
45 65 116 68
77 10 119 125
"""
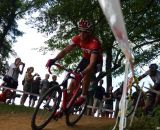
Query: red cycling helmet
78 19 93 32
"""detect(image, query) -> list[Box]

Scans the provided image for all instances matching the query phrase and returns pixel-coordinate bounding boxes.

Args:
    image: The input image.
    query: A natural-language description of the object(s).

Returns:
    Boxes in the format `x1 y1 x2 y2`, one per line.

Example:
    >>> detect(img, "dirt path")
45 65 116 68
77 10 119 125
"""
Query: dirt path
0 114 115 130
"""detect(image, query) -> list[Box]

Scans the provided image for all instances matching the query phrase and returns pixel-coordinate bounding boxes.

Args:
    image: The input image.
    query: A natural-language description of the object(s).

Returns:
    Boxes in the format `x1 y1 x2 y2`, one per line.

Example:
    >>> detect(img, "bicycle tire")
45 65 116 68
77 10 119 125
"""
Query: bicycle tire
126 88 144 117
65 89 88 126
31 86 62 130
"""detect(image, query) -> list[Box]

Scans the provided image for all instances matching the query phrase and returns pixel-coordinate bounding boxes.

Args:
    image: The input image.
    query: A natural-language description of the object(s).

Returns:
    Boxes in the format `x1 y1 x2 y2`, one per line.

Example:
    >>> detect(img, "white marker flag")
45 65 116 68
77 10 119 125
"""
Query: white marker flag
98 0 134 130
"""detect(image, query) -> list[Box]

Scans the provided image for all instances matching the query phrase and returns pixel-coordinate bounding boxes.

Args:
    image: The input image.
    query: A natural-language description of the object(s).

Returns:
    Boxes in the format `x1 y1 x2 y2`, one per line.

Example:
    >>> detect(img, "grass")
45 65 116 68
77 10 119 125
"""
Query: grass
0 103 35 115
2 103 160 130
0 103 115 130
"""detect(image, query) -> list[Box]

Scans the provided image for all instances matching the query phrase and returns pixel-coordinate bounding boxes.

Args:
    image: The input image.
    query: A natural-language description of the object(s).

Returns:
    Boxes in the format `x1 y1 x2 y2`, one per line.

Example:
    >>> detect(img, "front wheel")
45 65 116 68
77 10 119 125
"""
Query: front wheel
31 86 62 130
65 90 88 126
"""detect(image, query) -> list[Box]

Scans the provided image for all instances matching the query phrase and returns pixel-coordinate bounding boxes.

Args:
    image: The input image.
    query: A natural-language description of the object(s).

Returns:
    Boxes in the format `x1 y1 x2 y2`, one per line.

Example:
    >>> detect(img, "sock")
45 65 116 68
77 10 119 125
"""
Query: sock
81 95 87 98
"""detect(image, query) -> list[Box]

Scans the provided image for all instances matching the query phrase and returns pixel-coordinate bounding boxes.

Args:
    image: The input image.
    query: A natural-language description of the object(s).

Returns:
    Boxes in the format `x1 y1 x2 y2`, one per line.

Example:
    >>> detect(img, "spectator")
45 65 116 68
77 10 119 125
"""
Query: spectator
103 86 114 118
29 76 41 107
92 80 105 117
41 75 58 109
138 63 160 109
113 83 123 118
3 58 25 104
20 67 39 105
49 75 59 88
0 89 12 103
86 80 96 116
40 74 50 95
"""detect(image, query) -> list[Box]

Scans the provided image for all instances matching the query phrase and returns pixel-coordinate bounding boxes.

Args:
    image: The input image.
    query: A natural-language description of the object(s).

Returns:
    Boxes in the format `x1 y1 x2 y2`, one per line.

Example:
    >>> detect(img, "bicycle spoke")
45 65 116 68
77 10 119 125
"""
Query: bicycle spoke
66 98 87 126
31 86 61 130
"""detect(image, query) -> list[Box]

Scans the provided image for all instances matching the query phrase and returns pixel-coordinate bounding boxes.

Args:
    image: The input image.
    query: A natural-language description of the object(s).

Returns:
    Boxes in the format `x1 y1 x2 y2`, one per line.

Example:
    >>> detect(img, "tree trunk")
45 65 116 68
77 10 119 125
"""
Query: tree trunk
106 46 112 92
0 0 16 51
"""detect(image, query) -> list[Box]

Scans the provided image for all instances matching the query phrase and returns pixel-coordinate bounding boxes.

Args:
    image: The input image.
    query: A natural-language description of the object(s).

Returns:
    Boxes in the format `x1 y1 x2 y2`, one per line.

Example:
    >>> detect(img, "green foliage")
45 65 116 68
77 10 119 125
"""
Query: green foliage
0 0 52 75
31 0 160 80
127 106 160 130
1 0 160 87
0 103 34 114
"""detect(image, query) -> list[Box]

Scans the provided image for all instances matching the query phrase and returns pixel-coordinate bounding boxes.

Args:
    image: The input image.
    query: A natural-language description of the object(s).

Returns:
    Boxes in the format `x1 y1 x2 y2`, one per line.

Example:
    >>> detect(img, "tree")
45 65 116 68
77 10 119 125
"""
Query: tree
30 0 160 90
0 0 52 75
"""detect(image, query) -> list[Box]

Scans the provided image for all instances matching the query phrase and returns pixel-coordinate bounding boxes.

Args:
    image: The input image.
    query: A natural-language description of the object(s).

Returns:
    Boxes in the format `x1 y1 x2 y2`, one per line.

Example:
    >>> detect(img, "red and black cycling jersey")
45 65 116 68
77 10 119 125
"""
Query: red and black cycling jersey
70 35 103 63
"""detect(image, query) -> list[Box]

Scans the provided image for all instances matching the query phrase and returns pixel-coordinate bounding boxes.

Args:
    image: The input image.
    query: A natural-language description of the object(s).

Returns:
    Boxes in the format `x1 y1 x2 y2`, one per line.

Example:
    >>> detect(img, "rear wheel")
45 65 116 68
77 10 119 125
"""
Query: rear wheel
31 86 62 130
65 89 88 126
126 89 145 117
126 97 135 117
126 85 139 117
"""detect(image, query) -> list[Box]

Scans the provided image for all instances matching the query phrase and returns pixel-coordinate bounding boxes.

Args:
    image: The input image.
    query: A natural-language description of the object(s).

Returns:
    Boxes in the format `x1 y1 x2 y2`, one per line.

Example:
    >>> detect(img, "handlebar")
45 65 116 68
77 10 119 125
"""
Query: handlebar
49 63 78 76
54 63 72 72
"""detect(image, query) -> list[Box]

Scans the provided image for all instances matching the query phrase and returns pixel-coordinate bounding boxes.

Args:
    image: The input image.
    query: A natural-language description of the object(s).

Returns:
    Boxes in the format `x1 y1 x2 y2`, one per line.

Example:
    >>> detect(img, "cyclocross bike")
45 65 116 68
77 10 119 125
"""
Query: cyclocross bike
126 76 159 117
126 76 145 117
31 63 88 130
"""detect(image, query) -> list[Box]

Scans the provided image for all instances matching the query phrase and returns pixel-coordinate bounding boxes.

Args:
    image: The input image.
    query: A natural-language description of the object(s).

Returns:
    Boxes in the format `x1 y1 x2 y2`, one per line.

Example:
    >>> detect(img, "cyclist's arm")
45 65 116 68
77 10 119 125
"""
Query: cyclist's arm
138 71 149 81
54 44 76 61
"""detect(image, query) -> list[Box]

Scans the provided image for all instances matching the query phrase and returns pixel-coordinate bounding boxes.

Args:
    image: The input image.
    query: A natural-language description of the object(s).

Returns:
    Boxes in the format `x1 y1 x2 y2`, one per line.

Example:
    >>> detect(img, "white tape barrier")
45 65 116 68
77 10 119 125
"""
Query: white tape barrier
98 0 134 63
98 0 135 130
1 86 115 113
87 105 115 113
0 85 39 97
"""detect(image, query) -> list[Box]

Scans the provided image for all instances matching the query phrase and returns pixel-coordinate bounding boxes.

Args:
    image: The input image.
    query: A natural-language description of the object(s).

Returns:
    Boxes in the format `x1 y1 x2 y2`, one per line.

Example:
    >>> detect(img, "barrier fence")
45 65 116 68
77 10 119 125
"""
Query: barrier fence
0 85 115 113
0 85 39 97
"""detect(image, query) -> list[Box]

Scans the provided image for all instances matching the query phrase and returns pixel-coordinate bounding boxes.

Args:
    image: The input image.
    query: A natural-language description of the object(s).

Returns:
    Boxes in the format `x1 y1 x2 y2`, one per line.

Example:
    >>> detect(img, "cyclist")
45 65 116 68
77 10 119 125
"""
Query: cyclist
138 63 160 111
46 19 103 106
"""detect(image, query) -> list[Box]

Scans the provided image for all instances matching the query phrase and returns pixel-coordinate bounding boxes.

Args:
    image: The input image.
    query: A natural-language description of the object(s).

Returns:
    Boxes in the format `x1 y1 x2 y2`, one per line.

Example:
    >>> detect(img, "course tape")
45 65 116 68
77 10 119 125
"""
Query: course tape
87 105 115 112
0 85 39 97
0 86 114 112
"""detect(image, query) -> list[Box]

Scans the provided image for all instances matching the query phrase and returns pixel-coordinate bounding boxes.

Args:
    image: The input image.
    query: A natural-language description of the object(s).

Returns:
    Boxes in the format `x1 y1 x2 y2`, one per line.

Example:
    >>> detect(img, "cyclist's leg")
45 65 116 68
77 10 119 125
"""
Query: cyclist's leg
153 85 160 107
68 58 89 96
154 95 160 107
81 72 92 95
75 61 102 106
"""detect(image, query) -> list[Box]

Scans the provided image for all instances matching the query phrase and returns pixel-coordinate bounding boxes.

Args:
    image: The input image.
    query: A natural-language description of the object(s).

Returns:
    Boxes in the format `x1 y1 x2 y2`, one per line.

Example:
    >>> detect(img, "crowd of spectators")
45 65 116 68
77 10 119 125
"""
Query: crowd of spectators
0 58 59 108
0 58 124 119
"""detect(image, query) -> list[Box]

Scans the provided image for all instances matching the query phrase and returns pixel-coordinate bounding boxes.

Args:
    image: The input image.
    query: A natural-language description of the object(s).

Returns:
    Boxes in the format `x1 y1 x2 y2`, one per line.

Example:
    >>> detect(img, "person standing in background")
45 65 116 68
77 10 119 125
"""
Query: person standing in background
113 83 123 118
20 67 39 106
3 58 25 104
49 75 59 88
86 80 96 116
92 80 105 117
40 74 50 95
29 76 41 107
102 86 114 118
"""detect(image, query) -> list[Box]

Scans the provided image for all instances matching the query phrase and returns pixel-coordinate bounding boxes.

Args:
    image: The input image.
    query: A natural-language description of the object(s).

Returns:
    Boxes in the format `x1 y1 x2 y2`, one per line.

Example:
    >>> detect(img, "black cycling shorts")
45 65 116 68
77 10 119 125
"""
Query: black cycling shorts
75 58 102 79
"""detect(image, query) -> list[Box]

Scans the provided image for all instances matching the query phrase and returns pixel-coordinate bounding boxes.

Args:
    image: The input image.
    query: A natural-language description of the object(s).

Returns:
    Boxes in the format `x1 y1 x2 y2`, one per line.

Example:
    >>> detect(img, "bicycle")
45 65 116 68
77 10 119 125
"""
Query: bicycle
31 63 88 130
126 83 145 117
126 77 160 118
